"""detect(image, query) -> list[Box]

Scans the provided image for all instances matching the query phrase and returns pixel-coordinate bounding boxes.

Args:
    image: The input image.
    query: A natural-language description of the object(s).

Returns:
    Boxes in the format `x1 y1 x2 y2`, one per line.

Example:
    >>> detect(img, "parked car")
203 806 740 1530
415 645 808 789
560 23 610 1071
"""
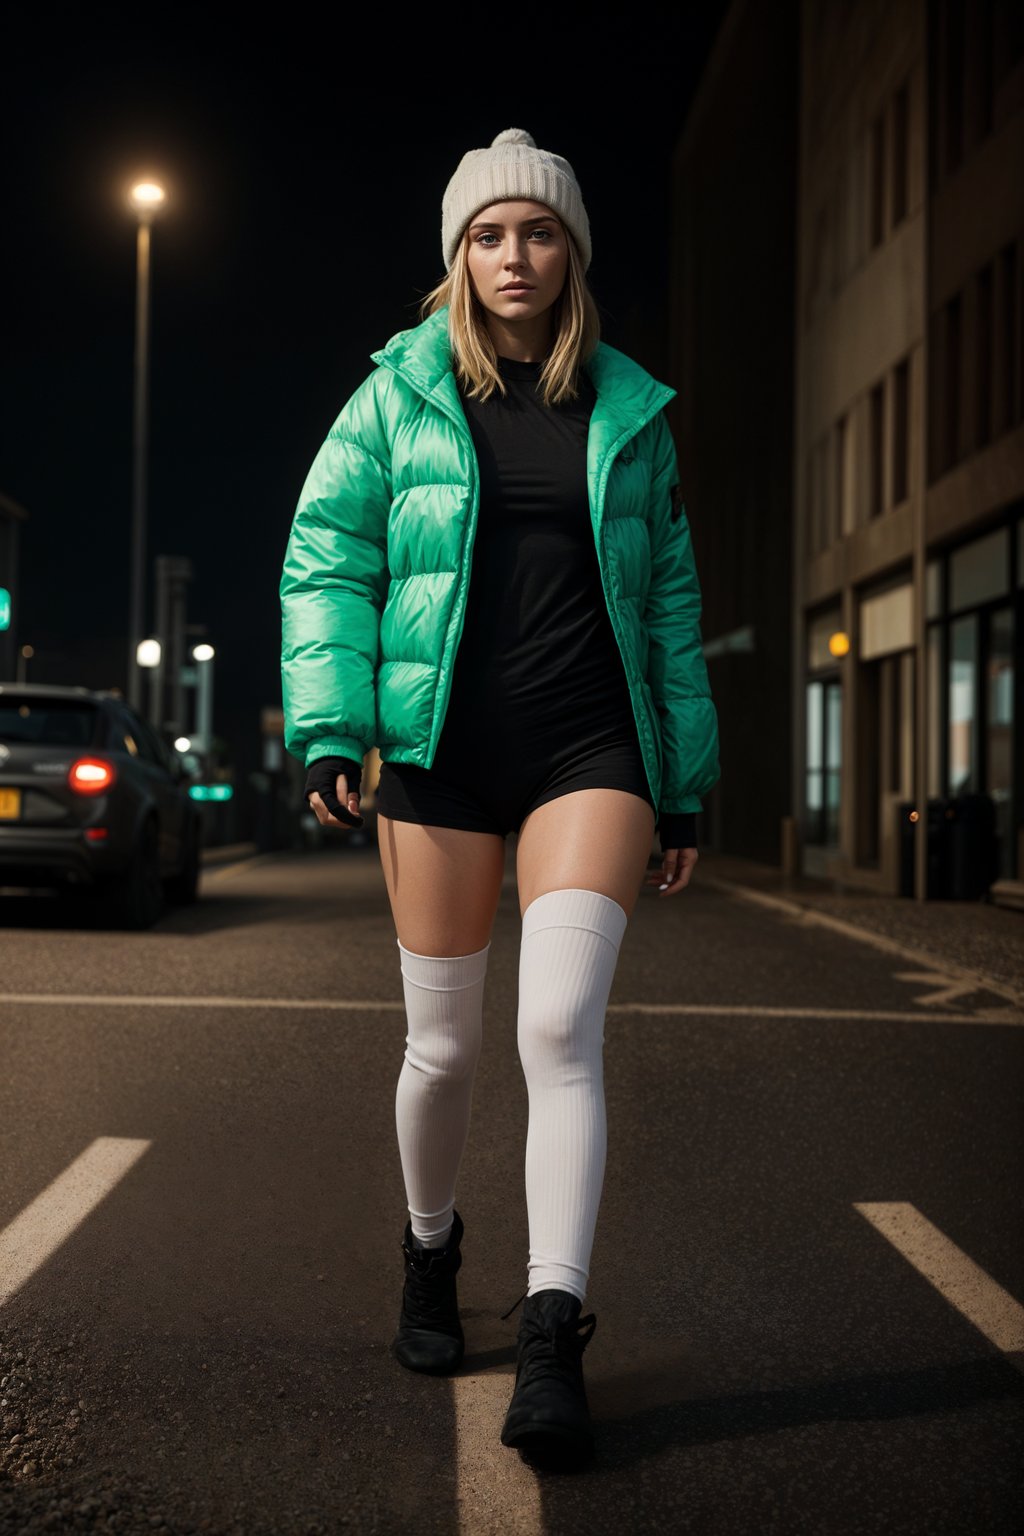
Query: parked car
0 683 202 928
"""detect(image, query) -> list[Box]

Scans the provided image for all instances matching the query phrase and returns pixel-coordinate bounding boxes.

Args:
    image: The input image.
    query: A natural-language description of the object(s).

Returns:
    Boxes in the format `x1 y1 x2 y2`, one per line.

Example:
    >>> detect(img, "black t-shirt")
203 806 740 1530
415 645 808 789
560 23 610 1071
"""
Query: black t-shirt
433 353 635 762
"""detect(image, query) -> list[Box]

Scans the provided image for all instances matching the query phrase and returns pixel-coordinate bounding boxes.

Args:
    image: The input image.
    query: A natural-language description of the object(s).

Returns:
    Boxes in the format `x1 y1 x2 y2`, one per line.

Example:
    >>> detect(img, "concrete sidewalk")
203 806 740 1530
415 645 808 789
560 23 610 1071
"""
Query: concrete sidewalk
693 845 1024 1007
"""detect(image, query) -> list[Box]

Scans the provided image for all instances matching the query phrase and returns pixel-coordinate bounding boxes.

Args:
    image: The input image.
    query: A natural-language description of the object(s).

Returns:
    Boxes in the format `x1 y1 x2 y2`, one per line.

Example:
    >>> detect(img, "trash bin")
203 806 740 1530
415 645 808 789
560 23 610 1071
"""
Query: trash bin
898 798 950 899
946 792 999 900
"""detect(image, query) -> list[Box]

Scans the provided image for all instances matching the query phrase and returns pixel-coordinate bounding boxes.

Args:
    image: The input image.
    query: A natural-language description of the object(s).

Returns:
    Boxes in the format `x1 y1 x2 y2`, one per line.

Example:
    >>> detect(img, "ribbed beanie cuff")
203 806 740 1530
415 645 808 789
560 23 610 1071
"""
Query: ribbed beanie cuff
441 127 591 273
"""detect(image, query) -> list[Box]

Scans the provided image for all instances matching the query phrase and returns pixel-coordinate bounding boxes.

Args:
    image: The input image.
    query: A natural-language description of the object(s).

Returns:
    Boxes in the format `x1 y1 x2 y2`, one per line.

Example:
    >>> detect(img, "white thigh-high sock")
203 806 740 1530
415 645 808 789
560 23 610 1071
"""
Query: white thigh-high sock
517 887 629 1304
394 939 490 1249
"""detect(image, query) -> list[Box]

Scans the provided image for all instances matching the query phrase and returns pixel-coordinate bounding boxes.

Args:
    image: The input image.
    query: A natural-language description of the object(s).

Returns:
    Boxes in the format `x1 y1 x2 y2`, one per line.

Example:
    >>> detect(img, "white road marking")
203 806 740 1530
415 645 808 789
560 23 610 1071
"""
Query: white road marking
855 1202 1024 1372
453 1375 543 1534
891 969 991 1008
0 993 1019 1024
703 874 1024 1012
0 1137 151 1306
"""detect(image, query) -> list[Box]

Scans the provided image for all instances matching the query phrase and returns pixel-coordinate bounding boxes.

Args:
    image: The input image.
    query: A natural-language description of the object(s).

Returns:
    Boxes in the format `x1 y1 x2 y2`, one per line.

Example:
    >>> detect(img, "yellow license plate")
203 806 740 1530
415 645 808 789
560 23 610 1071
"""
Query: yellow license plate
0 787 21 820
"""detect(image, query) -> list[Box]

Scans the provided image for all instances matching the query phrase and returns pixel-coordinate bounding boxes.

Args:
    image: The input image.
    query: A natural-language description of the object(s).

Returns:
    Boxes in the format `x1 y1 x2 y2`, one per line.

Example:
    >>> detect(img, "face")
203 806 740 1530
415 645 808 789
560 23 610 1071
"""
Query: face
464 199 569 325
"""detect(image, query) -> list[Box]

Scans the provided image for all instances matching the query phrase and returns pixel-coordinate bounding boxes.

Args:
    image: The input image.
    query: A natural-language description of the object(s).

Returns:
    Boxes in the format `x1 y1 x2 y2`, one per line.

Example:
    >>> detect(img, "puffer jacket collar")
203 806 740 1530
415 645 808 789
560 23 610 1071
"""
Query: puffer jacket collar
370 304 675 450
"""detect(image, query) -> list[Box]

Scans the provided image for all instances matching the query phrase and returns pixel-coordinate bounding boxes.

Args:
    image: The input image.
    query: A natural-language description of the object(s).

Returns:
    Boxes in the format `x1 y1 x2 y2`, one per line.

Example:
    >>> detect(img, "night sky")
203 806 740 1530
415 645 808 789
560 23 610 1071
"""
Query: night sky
3 8 727 819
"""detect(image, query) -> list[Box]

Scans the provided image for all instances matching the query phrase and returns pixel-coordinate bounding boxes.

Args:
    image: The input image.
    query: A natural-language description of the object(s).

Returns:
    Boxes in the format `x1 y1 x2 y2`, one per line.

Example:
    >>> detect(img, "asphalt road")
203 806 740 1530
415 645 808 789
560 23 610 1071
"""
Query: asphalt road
1 841 1022 1535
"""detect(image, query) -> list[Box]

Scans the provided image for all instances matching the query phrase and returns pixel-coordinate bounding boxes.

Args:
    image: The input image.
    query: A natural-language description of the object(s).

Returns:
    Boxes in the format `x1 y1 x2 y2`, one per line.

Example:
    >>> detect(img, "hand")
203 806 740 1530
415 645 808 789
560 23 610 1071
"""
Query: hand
304 758 364 830
644 847 698 897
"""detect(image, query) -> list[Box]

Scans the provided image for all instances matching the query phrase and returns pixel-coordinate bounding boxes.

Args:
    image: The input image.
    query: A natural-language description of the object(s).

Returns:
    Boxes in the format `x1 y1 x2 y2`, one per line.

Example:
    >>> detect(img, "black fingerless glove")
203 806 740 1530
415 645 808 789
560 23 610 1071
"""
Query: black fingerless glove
304 755 364 828
657 812 697 853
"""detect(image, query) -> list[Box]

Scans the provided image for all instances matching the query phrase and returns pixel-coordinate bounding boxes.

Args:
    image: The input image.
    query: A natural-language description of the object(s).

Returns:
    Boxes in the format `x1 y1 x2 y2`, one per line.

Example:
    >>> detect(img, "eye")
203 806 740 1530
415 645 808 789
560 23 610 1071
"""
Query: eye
474 233 499 245
530 228 552 239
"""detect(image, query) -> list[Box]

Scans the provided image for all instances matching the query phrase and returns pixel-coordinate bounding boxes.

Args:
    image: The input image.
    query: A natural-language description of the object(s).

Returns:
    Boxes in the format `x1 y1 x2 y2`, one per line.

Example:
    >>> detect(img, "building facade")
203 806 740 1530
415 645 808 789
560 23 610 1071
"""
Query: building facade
673 0 1023 895
796 0 1023 893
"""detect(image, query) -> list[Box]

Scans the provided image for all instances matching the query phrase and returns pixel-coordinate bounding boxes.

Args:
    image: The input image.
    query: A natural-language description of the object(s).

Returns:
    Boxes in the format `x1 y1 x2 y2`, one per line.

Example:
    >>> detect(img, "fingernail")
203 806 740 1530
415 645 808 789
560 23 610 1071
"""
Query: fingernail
659 882 669 890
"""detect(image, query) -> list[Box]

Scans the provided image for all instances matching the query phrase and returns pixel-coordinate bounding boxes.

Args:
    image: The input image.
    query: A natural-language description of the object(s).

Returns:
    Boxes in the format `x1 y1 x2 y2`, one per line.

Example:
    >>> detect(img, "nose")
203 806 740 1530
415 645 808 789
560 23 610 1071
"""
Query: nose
504 235 528 267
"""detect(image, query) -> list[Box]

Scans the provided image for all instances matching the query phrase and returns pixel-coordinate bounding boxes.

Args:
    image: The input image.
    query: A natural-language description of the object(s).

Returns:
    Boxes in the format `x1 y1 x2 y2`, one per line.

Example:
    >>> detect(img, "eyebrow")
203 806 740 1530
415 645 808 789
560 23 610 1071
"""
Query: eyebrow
468 214 560 231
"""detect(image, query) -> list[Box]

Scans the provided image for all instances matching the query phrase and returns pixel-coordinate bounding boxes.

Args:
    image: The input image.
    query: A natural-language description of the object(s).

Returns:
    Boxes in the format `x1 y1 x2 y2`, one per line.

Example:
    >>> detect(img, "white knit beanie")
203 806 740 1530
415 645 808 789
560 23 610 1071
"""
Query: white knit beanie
441 127 592 273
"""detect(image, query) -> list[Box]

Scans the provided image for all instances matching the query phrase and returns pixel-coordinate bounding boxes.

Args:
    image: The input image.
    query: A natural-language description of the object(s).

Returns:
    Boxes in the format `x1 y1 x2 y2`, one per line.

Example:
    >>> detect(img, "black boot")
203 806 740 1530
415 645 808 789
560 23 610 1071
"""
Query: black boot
500 1288 597 1467
392 1209 465 1375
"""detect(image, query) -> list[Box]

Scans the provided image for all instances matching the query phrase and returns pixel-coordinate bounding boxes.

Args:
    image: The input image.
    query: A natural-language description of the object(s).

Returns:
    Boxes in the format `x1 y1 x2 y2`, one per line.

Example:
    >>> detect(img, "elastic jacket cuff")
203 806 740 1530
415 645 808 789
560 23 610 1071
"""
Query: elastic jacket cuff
658 811 697 852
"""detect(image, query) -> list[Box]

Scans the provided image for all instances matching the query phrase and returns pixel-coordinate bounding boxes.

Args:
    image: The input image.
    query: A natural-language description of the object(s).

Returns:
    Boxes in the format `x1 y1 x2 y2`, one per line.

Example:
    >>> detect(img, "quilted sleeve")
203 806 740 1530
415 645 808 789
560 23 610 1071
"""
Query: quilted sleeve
280 368 393 768
643 410 720 818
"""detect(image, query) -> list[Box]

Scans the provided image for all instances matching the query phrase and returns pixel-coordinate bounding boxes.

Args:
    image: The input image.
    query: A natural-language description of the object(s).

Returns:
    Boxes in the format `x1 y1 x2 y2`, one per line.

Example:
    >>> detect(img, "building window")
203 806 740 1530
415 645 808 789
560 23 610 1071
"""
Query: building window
927 623 943 799
805 676 842 846
976 262 993 449
835 414 849 535
891 77 909 226
973 0 994 144
944 291 962 473
870 381 885 517
944 0 966 178
870 112 886 248
996 240 1020 433
949 612 979 795
893 357 910 504
810 433 833 556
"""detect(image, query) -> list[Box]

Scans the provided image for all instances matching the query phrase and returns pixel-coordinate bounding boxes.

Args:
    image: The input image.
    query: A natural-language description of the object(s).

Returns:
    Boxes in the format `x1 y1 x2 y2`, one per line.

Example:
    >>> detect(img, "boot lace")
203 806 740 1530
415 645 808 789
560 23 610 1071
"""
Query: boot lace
501 1291 597 1387
402 1246 459 1327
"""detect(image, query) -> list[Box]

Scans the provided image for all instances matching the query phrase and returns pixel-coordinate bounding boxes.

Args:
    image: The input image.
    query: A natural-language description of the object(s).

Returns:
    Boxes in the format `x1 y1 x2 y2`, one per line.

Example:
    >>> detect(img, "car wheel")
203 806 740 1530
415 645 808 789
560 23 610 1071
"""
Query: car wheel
101 816 164 930
165 815 201 905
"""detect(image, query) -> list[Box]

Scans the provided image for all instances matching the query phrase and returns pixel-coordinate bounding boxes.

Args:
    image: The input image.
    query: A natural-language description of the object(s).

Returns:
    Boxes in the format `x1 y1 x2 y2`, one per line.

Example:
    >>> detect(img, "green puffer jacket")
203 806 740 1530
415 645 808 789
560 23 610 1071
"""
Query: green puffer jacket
280 304 719 819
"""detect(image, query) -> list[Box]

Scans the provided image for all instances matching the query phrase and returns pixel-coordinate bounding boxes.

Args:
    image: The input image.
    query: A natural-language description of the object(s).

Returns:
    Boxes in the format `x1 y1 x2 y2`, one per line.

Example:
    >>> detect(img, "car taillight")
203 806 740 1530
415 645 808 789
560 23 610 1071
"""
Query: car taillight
68 757 117 795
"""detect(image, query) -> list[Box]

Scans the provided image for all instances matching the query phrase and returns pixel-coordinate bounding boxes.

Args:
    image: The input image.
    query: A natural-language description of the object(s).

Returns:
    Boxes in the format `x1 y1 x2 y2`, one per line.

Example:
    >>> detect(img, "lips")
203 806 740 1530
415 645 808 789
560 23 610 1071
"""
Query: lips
499 283 535 292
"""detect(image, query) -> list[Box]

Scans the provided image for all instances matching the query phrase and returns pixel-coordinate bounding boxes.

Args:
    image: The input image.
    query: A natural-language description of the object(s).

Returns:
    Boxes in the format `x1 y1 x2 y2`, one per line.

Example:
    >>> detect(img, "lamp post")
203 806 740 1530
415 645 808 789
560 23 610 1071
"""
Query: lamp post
127 178 166 712
192 643 215 762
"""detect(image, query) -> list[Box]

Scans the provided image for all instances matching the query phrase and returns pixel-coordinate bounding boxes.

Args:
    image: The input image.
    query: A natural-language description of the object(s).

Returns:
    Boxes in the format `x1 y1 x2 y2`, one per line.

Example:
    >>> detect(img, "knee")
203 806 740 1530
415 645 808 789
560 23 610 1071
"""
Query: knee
517 999 604 1078
403 1020 482 1083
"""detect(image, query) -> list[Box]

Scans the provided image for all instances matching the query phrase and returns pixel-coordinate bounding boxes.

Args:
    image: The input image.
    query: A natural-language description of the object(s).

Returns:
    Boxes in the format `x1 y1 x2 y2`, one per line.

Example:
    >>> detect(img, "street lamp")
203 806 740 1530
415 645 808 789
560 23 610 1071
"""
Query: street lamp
192 642 215 758
127 177 166 713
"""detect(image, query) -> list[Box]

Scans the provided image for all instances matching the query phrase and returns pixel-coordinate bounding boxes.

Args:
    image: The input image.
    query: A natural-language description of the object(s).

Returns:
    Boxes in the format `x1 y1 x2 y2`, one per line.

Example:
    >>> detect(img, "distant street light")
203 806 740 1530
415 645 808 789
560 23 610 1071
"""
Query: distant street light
127 176 166 714
137 637 161 668
191 642 215 757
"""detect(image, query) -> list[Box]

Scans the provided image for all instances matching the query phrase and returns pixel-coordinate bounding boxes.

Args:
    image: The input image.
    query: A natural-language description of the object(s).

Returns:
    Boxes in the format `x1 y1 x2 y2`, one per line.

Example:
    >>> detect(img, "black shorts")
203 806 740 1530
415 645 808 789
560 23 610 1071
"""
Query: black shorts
376 729 656 839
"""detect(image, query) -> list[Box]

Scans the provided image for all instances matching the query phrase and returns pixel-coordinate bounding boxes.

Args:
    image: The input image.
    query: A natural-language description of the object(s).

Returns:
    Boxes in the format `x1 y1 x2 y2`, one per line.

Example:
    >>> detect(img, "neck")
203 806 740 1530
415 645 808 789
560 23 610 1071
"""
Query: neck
483 310 553 363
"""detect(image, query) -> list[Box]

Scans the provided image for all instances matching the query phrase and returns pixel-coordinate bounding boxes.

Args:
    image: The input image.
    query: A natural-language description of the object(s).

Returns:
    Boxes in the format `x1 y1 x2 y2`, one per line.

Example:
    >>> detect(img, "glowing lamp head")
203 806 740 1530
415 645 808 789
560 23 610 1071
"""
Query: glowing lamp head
130 181 166 216
192 643 215 663
828 630 851 659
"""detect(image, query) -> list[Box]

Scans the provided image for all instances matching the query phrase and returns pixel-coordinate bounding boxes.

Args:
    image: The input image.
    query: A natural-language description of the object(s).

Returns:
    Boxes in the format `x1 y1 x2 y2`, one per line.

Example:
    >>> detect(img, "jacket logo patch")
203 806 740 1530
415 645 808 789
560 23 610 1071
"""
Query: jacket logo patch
670 484 685 523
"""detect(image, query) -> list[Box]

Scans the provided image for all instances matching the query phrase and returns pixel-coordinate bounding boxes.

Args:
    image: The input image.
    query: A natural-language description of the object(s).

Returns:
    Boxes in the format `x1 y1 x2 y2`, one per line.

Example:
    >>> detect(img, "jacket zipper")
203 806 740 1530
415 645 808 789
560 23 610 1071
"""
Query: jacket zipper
590 387 677 802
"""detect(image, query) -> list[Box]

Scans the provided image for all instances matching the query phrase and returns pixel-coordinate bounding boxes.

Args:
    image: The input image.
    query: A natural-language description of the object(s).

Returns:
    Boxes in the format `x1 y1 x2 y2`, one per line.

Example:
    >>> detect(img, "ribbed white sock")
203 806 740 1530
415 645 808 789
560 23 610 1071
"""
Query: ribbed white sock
517 887 629 1304
394 939 490 1249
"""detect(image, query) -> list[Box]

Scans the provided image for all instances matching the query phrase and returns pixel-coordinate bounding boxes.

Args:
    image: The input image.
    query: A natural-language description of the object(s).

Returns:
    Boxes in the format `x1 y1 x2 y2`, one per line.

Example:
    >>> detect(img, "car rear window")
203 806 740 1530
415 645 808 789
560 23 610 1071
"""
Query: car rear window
0 700 99 747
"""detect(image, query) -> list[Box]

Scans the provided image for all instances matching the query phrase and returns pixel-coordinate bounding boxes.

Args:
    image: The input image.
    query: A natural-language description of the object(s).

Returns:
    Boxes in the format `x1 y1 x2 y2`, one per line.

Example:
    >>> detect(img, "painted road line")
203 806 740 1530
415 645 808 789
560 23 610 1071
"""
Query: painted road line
0 1137 151 1307
703 875 1024 1012
855 1202 1024 1373
453 1375 543 1534
0 993 1019 1025
202 854 276 883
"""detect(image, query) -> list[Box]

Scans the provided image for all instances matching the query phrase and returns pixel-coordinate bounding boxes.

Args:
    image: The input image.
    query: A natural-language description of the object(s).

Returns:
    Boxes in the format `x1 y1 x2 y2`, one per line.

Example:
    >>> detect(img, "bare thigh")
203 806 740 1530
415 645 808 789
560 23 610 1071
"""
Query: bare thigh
516 788 656 920
376 814 507 956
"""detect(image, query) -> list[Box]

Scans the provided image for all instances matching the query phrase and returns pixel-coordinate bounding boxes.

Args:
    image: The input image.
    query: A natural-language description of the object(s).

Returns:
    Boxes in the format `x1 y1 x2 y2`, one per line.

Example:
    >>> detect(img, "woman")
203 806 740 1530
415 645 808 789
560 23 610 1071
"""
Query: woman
280 127 719 1469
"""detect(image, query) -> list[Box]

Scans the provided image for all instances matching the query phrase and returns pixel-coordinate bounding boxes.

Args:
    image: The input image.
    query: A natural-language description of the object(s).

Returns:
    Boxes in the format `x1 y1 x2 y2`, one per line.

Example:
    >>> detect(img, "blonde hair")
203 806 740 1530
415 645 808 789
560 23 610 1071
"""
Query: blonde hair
416 216 601 408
